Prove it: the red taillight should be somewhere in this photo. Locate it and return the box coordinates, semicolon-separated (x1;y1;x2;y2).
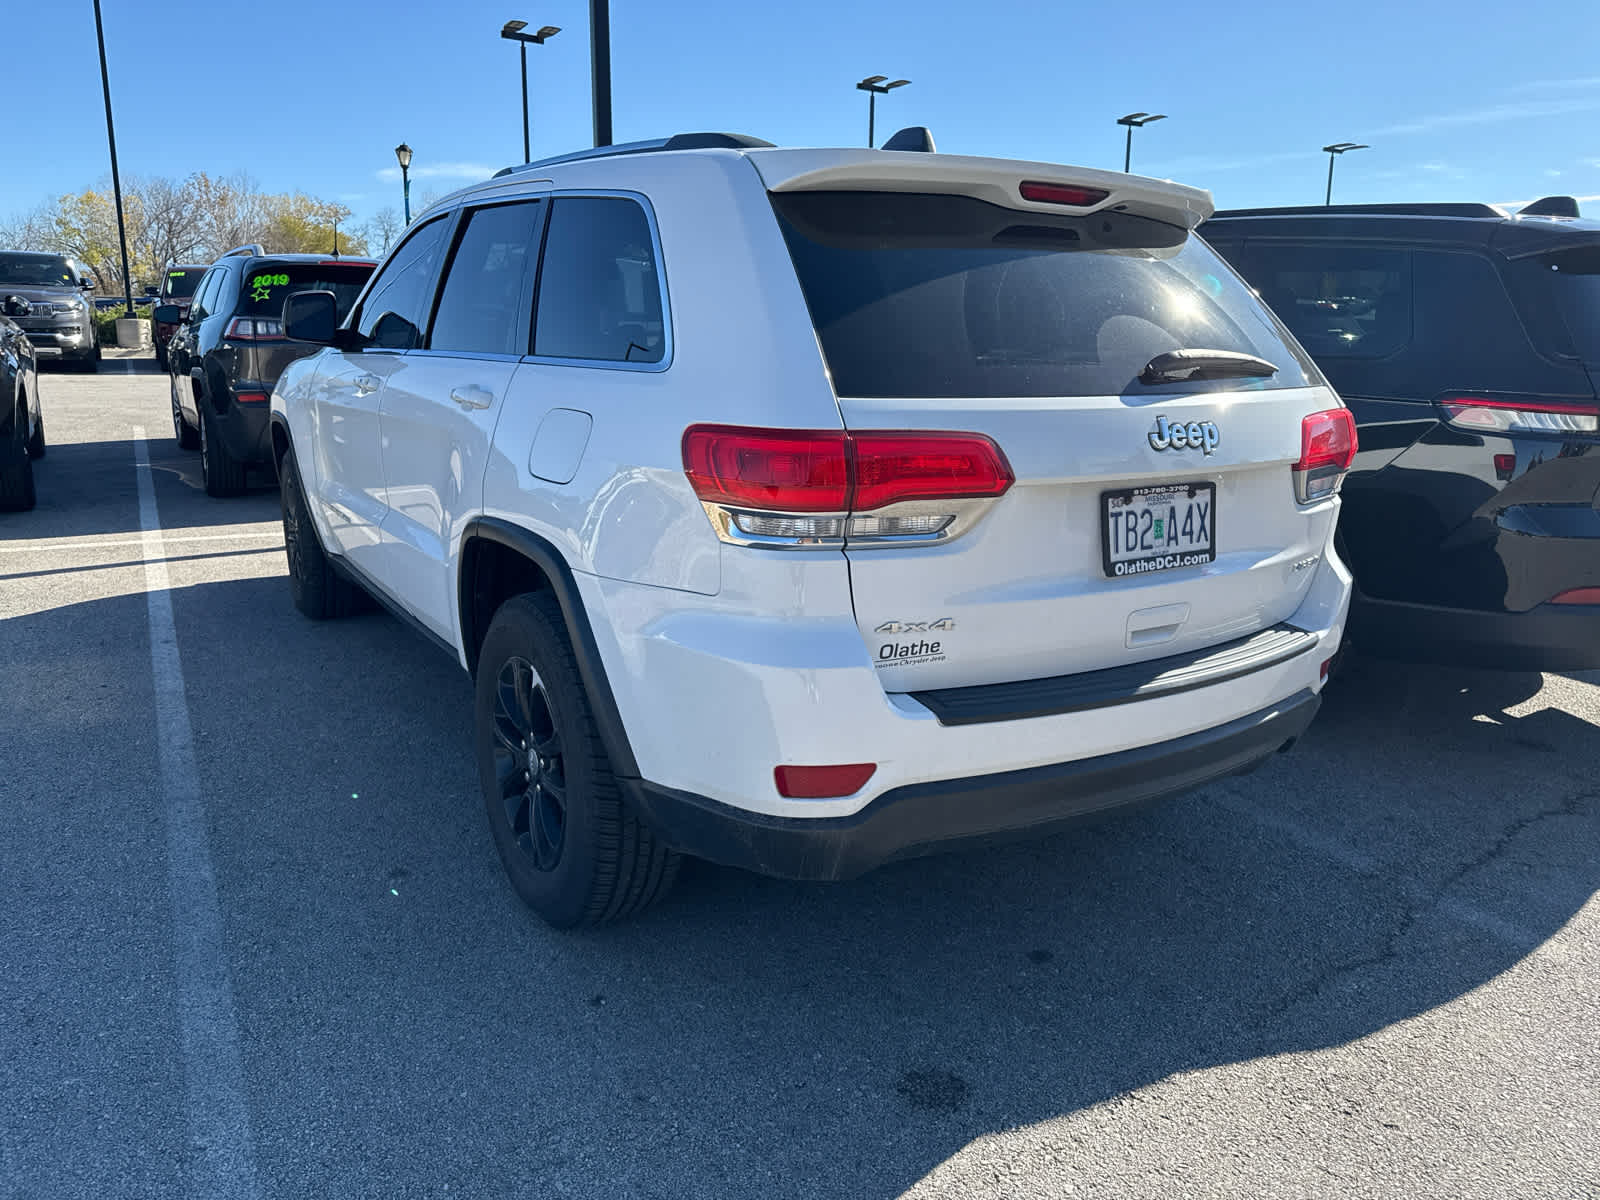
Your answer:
1550;587;1600;605
682;427;849;512
233;391;269;404
851;432;1014;510
681;426;1013;515
224;317;285;341
1293;408;1357;503
774;763;877;798
1019;181;1110;207
1438;394;1599;435
321;260;375;268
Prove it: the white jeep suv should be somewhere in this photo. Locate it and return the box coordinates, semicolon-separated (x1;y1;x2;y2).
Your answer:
269;131;1354;927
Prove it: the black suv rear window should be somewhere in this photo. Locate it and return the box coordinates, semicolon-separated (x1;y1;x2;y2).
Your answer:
162;269;204;299
240;262;375;319
771;191;1316;398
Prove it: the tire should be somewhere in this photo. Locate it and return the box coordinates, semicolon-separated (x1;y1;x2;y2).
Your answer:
0;407;37;512
476;591;679;928
199;400;248;497
25;404;44;459
170;373;198;450
280;444;366;619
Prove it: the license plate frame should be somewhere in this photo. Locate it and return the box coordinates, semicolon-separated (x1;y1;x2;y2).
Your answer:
1101;482;1217;579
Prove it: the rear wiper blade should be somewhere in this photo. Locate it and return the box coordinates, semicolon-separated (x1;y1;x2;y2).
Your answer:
1140;349;1279;385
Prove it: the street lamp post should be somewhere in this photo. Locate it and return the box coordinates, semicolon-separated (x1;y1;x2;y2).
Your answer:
1322;142;1369;205
856;76;910;148
501;20;561;163
90;0;135;317
395;143;413;224
1116;112;1167;173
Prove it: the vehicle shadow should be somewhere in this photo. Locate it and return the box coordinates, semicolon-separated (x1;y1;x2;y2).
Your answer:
0;433;281;543
6;575;1596;1197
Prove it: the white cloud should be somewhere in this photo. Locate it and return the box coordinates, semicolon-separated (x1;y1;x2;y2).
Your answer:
1493;192;1600;209
375;162;497;184
1143;149;1317;176
1369;96;1600;137
1545;169;1564;178
1505;76;1600;94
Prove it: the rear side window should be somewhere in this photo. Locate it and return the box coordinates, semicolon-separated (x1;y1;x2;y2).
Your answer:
1541;244;1600;364
357;216;451;350
429;201;544;356
240;262;374;319
771;191;1316;399
1239;243;1411;359
533;197;666;364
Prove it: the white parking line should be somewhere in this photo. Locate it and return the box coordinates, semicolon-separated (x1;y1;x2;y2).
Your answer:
132;427;263;1199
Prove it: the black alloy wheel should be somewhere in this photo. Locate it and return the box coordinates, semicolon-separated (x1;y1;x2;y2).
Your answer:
491;657;569;872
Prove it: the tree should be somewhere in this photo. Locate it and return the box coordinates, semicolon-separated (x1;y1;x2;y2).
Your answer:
52;188;140;292
360;207;402;255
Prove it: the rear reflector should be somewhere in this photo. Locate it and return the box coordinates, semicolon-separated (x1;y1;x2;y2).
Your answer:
681;426;1012;515
1019;181;1110;207
1493;453;1516;481
774;763;877;799
233;391;269;404
1438;395;1599;435
1550;587;1600;605
1292;408;1358;503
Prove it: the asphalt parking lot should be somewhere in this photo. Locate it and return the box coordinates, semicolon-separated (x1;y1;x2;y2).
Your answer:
3;352;1598;1199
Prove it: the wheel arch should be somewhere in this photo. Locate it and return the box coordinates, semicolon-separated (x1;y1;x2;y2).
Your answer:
459;518;640;780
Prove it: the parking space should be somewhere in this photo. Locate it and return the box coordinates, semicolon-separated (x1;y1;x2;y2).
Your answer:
2;358;1597;1198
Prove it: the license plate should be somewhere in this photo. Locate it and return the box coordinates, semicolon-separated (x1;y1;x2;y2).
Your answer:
1102;482;1216;578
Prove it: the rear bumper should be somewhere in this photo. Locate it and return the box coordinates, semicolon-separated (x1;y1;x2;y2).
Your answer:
627;688;1321;880
212;392;273;465
1350;592;1600;671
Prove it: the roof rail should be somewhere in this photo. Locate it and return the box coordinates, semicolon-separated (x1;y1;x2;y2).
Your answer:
493;132;775;178
221;243;267;258
1517;195;1580;218
1212;203;1506;219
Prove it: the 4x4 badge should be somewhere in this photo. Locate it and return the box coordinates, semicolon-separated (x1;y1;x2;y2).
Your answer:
875;618;956;634
1148;416;1220;456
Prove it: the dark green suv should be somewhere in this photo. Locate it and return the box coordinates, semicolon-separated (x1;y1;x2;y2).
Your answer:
161;246;375;496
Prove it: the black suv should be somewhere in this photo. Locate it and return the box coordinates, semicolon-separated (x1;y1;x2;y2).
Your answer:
1203;199;1600;670
161;246;375;496
151;263;209;371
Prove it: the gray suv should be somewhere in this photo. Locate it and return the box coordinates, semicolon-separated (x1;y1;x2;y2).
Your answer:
0;251;101;372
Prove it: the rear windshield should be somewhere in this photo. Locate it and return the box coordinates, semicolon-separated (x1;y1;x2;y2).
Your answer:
0;252;75;287
772;191;1318;398
240;262;375;319
162;269;204;299
1542;245;1600;364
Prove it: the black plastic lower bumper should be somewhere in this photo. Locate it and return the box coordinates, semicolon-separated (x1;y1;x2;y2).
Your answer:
1350;593;1600;671
215;399;273;465
625;687;1322;881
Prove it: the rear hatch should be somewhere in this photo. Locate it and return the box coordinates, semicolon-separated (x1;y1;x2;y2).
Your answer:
760;158;1342;692
232;259;375;388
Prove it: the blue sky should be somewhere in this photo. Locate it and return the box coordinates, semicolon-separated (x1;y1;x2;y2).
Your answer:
6;0;1600;231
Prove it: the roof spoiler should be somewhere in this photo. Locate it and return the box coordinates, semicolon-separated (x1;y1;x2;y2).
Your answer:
1517;195;1580;218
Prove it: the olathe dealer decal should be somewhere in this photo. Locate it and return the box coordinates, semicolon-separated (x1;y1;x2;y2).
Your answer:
874;618;955;668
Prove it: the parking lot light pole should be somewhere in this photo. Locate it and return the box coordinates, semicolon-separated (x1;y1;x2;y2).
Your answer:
1322;142;1369;205
1116;112;1167;173
395;143;413;223
856;76;910;148
91;0;135;318
501;19;561;163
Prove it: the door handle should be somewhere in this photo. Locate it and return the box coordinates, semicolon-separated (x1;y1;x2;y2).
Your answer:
450;385;494;411
354;374;381;396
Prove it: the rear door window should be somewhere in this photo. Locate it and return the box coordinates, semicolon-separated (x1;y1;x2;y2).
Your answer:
533;196;666;364
771;191;1316;399
356;216;452;350
240;262;375;320
428;201;544;357
162;269;204;300
1238;242;1412;360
